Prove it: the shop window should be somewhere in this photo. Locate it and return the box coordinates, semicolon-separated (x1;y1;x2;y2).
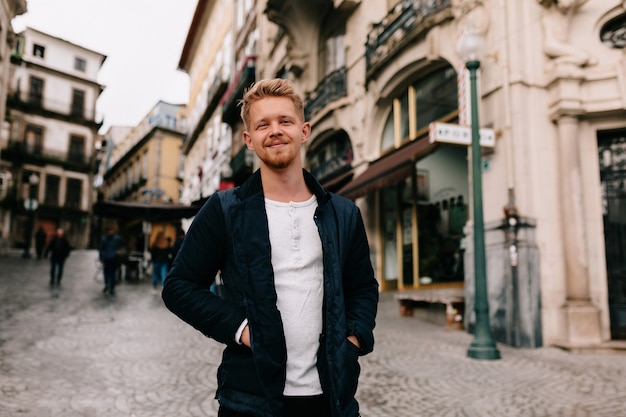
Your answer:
382;186;399;282
379;145;469;288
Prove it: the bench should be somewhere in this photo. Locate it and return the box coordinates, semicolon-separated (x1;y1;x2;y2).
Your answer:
393;288;465;330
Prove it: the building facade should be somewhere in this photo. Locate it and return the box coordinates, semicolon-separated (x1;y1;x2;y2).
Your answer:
0;0;29;243
99;101;187;253
3;27;105;251
179;0;626;349
178;0;234;212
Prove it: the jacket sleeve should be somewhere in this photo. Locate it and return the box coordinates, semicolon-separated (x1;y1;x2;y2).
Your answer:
162;193;247;345
343;205;379;356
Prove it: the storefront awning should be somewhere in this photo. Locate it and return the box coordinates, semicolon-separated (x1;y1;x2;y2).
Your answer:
93;201;202;222
338;136;435;200
320;169;353;193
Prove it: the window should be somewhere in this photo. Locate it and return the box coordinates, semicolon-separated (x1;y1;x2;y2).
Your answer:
28;76;44;106
66;178;82;209
414;67;458;130
33;44;45;58
25;125;44;155
44;175;60;206
68;135;85;163
74;57;86;72
381;66;458;152
71;89;85;118
319;16;346;78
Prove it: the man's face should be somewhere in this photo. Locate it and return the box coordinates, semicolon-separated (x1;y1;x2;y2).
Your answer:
243;96;310;170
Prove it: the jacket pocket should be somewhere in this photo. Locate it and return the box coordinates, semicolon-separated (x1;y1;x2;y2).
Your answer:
341;340;361;406
218;343;263;395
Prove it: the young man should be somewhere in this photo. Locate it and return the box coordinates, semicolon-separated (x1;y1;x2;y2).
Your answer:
163;78;378;417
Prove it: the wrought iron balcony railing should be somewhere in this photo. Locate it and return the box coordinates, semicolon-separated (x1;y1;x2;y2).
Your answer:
3;141;93;172
304;67;347;121
365;0;452;78
7;91;99;123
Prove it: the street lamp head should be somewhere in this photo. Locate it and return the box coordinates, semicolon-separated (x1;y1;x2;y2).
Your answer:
457;30;487;64
28;173;39;185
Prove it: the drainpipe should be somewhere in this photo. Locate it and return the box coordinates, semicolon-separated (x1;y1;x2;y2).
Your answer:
499;0;516;214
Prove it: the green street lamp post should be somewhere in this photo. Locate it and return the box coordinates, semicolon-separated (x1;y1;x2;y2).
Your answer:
457;30;501;360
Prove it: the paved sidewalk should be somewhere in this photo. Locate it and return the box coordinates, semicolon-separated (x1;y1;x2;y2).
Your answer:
1;249;625;417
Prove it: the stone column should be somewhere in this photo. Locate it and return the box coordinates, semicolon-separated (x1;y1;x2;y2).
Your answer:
548;63;602;347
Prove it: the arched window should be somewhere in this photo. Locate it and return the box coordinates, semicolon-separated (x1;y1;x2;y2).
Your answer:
381;65;458;151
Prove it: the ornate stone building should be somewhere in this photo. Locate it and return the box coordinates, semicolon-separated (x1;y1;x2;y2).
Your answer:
180;0;626;349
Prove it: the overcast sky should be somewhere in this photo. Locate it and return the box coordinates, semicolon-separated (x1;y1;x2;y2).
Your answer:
12;0;197;133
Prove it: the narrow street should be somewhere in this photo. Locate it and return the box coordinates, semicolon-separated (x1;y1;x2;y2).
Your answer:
1;250;625;417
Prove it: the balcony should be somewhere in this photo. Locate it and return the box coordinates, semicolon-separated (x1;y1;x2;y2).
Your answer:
3;141;93;173
221;56;257;126
7;92;100;126
365;0;452;79
183;71;229;154
304;68;347;121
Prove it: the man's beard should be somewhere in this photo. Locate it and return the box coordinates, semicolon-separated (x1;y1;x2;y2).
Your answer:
261;150;293;170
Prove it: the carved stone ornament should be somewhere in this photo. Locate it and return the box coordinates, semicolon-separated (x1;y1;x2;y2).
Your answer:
537;0;595;66
452;0;490;34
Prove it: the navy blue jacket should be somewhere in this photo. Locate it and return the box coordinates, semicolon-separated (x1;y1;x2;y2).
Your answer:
162;169;378;417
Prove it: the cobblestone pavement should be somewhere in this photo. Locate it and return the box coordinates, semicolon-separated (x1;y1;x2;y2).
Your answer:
1;249;625;417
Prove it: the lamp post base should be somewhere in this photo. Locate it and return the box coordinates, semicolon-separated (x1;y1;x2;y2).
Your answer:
467;341;501;360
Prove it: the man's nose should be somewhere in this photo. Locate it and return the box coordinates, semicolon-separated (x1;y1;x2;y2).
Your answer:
269;121;282;136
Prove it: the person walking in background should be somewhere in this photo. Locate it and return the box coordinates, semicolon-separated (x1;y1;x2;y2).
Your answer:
35;226;47;260
150;231;170;293
169;228;185;271
45;228;72;287
98;227;124;296
162;79;379;417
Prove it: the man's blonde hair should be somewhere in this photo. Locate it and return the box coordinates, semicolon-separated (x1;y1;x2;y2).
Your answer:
239;78;305;131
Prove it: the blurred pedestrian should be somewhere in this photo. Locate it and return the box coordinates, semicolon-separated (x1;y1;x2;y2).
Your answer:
35;226;47;260
98;227;124;296
45;228;72;287
169;228;185;270
150;231;170;293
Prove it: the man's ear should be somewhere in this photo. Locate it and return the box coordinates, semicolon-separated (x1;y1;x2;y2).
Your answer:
301;122;311;144
243;131;254;150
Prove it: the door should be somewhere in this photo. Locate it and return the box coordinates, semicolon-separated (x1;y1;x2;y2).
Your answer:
598;130;626;339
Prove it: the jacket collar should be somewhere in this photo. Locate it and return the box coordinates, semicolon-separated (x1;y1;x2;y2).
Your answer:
235;169;331;205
